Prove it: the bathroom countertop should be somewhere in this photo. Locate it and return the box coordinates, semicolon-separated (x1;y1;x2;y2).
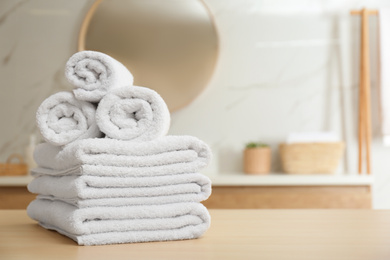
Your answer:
0;174;373;187
210;173;373;186
0;176;33;186
1;209;389;259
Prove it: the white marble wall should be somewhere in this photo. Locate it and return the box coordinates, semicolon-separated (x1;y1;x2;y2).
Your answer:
0;0;93;160
172;0;390;209
1;0;390;208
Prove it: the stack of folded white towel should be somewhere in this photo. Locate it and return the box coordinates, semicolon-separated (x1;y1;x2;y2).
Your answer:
27;51;212;246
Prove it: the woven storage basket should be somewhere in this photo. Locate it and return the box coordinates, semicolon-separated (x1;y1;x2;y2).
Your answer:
279;142;345;174
0;154;28;176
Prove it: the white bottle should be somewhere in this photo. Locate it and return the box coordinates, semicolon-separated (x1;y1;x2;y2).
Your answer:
25;134;37;172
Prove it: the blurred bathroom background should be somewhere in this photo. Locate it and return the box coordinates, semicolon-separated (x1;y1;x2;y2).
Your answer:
2;0;390;208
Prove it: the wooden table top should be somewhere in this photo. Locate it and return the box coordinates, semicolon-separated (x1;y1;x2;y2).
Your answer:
1;209;390;260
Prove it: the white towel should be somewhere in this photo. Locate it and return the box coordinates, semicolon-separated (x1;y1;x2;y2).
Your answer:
96;86;170;141
286;132;340;144
379;10;390;145
36;91;101;146
65;51;134;102
28;173;211;207
32;136;211;177
27;199;210;246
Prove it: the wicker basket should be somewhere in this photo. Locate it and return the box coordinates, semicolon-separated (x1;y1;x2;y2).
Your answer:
0;154;28;176
279;142;345;174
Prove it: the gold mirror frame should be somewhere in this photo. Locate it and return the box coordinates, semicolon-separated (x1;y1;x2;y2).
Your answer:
78;0;219;112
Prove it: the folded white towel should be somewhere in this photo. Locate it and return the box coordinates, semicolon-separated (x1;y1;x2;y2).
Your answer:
28;173;211;207
65;51;134;102
32;136;211;177
27;199;210;245
96;86;170;141
36;91;101;146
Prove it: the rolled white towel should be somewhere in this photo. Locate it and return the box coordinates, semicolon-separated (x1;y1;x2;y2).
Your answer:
31;136;211;177
65;51;134;102
96;85;170;141
27;199;211;245
36;91;101;146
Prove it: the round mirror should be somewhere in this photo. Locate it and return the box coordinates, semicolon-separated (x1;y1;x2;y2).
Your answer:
79;0;218;112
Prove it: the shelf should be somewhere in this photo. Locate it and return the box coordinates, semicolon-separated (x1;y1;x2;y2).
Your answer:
0;176;33;187
209;173;374;186
0;174;374;187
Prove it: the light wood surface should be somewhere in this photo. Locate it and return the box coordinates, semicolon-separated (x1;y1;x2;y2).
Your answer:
350;9;378;15
243;147;271;174
0;185;371;209
360;8;373;175
0;187;36;209
1;210;389;260
203;185;372;209
351;8;377;175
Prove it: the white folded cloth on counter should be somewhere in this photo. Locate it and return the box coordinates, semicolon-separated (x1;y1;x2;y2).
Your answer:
65;51;134;102
286;131;340;144
36;91;102;146
32;136;211;177
27;199;211;245
28;173;212;207
96;86;170;141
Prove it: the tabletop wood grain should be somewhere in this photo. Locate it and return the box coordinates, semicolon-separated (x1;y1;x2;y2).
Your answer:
1;209;390;260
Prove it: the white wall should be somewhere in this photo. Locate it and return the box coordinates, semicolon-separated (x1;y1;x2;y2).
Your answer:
171;0;390;208
1;0;390;208
0;0;92;159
